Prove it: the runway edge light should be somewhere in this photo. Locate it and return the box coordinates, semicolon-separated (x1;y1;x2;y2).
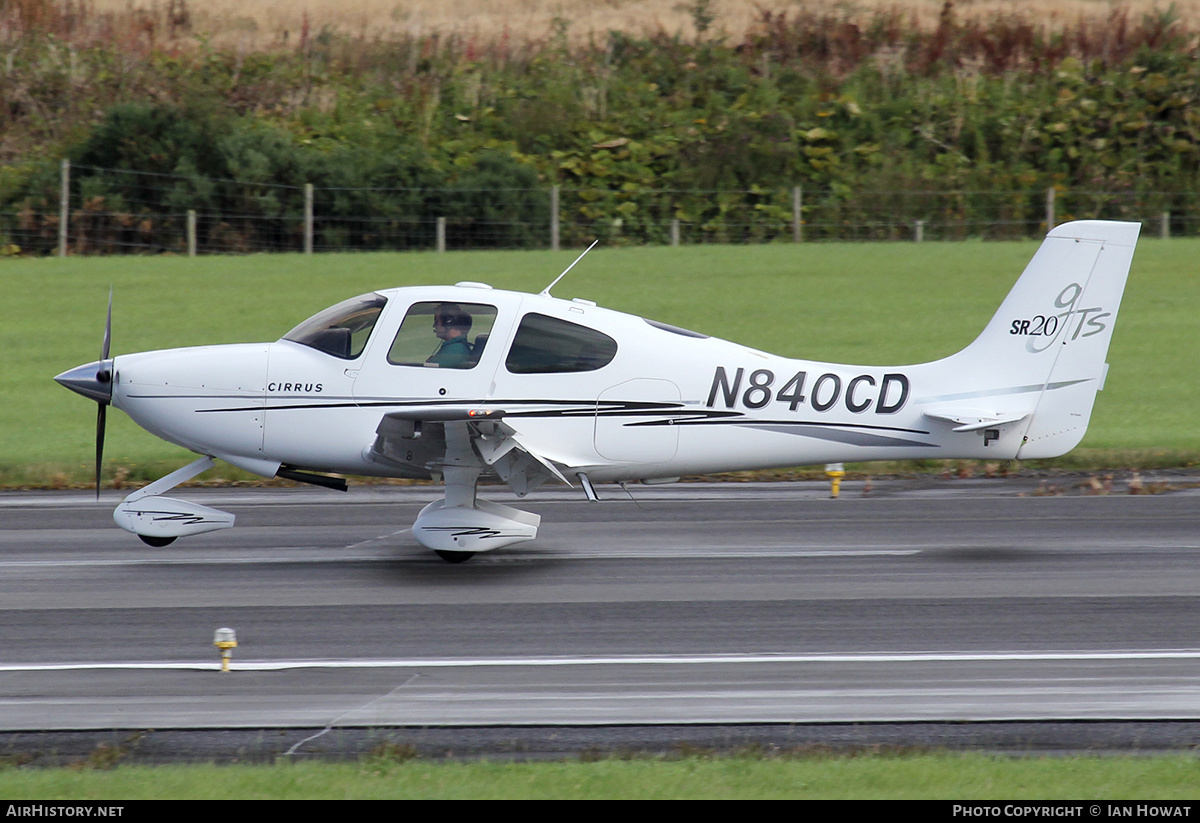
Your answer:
825;463;845;498
213;627;237;673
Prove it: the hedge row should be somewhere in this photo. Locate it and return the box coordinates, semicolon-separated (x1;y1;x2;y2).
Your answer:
3;3;1199;250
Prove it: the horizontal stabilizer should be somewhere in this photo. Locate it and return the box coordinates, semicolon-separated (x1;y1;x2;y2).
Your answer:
923;408;1030;432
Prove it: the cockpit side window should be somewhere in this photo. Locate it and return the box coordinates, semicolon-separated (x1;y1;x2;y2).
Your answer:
283;294;387;360
387;301;499;369
505;313;617;374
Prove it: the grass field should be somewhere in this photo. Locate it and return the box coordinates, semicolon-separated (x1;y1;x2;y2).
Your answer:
1;751;1199;799
5;237;1197;487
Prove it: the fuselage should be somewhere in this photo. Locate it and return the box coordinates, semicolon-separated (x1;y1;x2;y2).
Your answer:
105;282;1031;484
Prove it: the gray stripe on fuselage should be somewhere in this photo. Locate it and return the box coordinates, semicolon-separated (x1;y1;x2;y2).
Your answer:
746;424;938;448
914;379;1090;405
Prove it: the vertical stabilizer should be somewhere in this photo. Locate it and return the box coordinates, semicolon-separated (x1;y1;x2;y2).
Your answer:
936;220;1139;459
1014;221;1139;457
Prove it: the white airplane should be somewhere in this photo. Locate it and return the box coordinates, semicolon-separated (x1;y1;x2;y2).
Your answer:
56;220;1140;562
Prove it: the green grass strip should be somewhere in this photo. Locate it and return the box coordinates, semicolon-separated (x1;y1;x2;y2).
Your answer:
0;753;1198;799
7;238;1198;487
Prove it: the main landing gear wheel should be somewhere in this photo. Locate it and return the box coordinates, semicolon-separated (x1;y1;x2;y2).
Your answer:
138;534;177;548
434;550;475;564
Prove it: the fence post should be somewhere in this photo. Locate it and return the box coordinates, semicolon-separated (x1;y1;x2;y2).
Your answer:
670;218;680;247
187;210;196;257
1161;211;1170;239
792;186;802;243
58;159;69;257
550;185;560;251
914;220;925;243
1045;187;1056;230
436;217;446;252
304;183;314;254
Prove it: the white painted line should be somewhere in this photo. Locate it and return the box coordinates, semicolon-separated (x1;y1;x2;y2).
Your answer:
0;554;391;568
0;547;918;568
4;649;1200;673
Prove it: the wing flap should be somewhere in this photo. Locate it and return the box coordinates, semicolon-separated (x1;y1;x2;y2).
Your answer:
476;419;574;490
370;410;575;494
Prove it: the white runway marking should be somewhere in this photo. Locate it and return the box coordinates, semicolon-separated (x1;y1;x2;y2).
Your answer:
0;547;919;568
5;649;1200;673
0;554;390;568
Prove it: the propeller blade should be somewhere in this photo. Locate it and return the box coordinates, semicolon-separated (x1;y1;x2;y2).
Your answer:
95;403;107;499
96;289;112;498
101;288;112;361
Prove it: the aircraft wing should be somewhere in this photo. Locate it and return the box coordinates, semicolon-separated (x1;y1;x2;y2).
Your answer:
373;405;507;423
370;406;576;496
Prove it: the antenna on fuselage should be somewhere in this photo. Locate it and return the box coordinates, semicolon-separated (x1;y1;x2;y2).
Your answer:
539;239;599;297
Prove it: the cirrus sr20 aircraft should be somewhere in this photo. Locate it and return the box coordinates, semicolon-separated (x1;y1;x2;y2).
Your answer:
56;220;1139;562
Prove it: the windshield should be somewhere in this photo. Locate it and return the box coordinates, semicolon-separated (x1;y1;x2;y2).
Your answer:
282;294;387;360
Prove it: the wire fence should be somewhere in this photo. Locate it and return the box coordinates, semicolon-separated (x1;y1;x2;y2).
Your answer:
3;162;1198;256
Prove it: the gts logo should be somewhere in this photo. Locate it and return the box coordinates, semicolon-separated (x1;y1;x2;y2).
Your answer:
1009;282;1110;352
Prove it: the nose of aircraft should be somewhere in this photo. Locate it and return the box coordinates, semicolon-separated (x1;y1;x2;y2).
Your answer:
54;359;115;405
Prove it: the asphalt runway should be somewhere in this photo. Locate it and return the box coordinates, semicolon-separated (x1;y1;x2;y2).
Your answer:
2;474;1200;759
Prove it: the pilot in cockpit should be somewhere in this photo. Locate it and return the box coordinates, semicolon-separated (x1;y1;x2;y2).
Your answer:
427;303;473;368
